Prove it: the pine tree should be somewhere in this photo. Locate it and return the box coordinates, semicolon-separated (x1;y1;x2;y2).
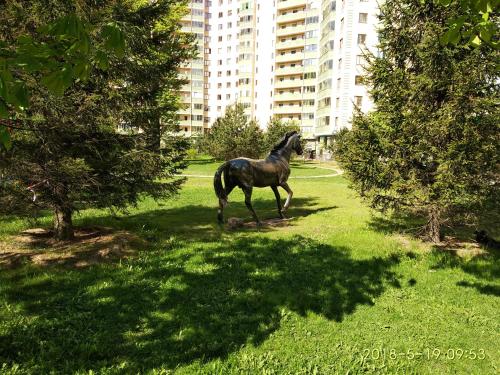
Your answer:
264;118;300;152
334;0;499;242
0;0;193;239
202;104;266;160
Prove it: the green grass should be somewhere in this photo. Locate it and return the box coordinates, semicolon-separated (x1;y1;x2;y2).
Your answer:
0;163;499;374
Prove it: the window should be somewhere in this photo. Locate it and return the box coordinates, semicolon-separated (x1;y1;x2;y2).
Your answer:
355;96;363;106
358;34;367;45
356;55;364;65
355;75;363;85
359;13;368;23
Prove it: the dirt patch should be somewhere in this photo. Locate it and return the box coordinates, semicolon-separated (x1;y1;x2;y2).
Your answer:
434;236;488;257
0;227;148;269
226;217;294;230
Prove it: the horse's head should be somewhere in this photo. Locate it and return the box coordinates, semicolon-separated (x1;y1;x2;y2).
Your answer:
289;132;303;155
270;130;303;157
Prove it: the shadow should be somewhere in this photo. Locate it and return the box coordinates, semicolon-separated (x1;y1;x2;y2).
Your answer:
0;228;146;269
0;235;402;373
456;281;500;297
429;247;499;297
368;202;500;246
75;197;335;243
368;212;425;237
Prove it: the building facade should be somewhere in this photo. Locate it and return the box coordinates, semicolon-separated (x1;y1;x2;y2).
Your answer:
180;0;379;153
179;0;210;136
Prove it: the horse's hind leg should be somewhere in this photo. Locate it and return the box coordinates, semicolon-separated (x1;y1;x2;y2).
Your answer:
271;186;284;219
218;181;236;224
280;182;293;212
242;186;260;225
217;199;225;224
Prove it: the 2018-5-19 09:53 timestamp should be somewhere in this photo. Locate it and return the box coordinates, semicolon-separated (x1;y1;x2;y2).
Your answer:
361;348;486;361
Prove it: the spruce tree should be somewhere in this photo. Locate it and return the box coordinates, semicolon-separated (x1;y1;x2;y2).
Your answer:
334;0;499;242
202;104;266;160
0;0;193;239
264;118;300;152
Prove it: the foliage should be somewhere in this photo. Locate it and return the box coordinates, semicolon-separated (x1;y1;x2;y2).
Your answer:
334;0;500;242
0;0;194;239
0;7;126;150
438;0;499;49
201;104;266;160
0;166;498;374
264;117;301;152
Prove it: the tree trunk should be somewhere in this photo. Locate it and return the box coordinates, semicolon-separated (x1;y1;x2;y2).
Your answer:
147;116;162;153
54;206;74;240
427;207;442;243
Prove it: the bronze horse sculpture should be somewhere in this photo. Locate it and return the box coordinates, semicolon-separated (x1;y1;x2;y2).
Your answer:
214;131;303;225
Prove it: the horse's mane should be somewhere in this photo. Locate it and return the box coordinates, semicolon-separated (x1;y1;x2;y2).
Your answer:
270;131;298;154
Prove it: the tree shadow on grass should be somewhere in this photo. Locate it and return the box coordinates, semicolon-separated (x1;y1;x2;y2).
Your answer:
0;235;402;373
367;212;426;238
368;211;500;298
76;197;336;243
429;247;500;298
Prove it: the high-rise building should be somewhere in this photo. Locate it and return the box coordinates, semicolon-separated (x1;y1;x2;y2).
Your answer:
207;0;275;128
178;0;210;137
179;0;379;154
273;0;321;138
314;0;378;157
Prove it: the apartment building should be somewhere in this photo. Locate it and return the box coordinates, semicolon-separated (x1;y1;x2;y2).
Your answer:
178;0;210;137
314;0;378;157
207;0;275;128
273;0;321;138
180;0;379;151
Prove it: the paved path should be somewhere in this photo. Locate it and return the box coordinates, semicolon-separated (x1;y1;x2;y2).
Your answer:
179;165;343;179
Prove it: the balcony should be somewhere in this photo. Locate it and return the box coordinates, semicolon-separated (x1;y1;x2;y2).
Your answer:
301;105;315;113
274;92;302;102
277;10;306;24
316;106;331;118
239;6;253;17
275;65;304;76
179;119;204;128
276;24;305;37
277;0;307;10
301;91;316;100
274;79;303;88
275;53;303;63
273;105;303;115
275;38;305;50
314;125;334;137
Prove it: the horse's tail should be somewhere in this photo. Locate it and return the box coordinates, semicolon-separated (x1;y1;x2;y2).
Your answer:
214;161;229;206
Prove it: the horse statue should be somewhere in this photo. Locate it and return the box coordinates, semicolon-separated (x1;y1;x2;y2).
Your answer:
214;131;303;225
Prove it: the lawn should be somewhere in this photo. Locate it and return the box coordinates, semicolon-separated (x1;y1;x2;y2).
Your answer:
0;161;498;374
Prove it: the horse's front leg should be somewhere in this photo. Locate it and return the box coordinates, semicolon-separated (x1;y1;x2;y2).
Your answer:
242;186;260;225
280;182;293;212
271;186;284;219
